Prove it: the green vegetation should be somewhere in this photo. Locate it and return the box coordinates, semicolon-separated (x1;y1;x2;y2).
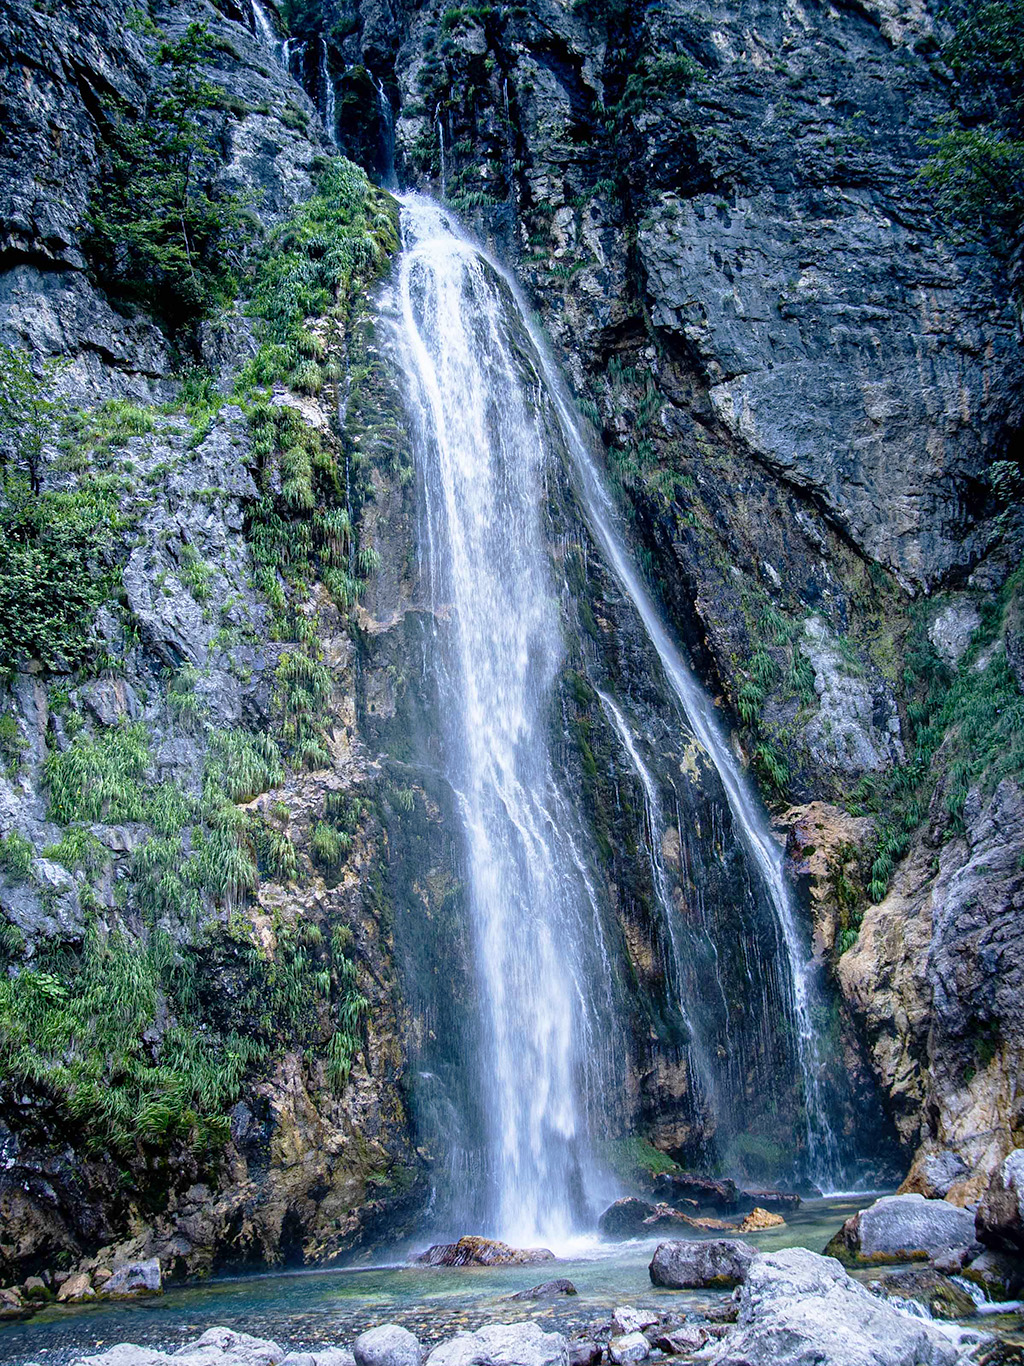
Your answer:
85;21;253;336
599;1134;681;1184
46;723;151;824
921;1;1024;257
0;831;33;881
852;571;1024;901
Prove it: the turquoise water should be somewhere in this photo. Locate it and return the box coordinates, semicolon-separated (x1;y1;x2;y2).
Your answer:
0;1198;875;1365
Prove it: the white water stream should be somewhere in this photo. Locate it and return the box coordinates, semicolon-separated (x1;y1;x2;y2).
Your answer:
390;194;844;1237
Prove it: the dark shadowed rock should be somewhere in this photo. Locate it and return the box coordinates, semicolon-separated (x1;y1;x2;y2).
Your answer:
868;1267;978;1319
567;1344;600;1366
599;1198;658;1236
653;1173;739;1212
510;1279;577;1301
650;1239;757;1289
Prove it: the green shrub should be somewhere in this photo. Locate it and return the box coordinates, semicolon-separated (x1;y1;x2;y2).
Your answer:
46;723;150;824
0;831;33;881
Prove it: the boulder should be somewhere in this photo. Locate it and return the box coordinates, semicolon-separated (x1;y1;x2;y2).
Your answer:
353;1326;421;1366
652;1328;707;1355
101;1257;163;1298
607;1334;649;1366
653;1173;738;1212
611;1308;658;1336
868;1268;978;1319
738;1208;785;1232
510;1279;577;1300
0;1286;31;1321
824;1194;976;1264
960;1249;1024;1301
281;1354;354;1366
703;1248;981;1366
976;1149;1024;1256
413;1237;555;1267
73;1328;286;1366
425;1324;568;1366
599;1198;658;1236
650;1239;757;1289
567;1344;600;1366
57;1272;95;1302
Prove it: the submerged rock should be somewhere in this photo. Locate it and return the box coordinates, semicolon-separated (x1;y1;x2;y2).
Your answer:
704;1248;981;1366
824;1194;976;1264
649;1238;757;1289
510;1279;577;1300
869;1267;978;1319
425;1323;567;1366
413;1237;555;1267
354;1325;421;1366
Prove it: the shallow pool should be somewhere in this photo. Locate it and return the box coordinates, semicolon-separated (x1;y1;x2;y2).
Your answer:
0;1197;877;1366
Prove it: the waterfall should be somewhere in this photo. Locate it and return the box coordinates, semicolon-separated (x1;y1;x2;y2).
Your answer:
597;690;718;1133
389;193;846;1219
368;69;398;191
391;196;623;1244
435;105;447;199
519;304;846;1196
250;0;287;68
319;38;337;145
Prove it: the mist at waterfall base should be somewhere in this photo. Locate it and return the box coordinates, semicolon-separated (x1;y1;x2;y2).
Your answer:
383;195;860;1248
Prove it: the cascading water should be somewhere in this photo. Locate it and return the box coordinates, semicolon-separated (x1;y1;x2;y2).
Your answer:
368;70;398;191
319;38;337;146
388;192;848;1223
391;196;623;1244
250;0;287;68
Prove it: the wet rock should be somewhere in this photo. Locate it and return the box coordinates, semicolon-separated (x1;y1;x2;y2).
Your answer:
567;1342;600;1366
869;1267;978;1319
608;1333;650;1366
653;1173;738;1213
21;1274;50;1300
650;1239;757;1290
932;1246;983;1275
414;1237;555;1267
900;1148;973;1201
960;1249;1024;1301
425;1323;568;1366
824;1194;977;1264
100;1256;162;1298
704;1247;981;1366
600;1198;659;1236
611;1308;658;1336
0;1286;30;1320
354;1326;421;1366
737;1209;785;1232
976;1149;1024;1256
737;1190;801;1216
653;1327;706;1355
56;1271;94;1302
510;1279;577;1300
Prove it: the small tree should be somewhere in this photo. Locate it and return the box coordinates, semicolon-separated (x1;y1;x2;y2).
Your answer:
86;21;253;338
0;343;58;493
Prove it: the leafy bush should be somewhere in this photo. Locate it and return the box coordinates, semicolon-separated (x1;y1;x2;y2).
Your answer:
0;831;33;881
85;21;254;335
46;723;151;824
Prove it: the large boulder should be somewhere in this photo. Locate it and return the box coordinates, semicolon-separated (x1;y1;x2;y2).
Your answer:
413;1237;554;1267
704;1248;980;1366
100;1257;162;1298
976;1149;1024;1256
425;1323;567;1366
353;1326;421;1366
73;1328;285;1366
649;1238;757;1289
599;1198;658;1236
607;1334;648;1366
824;1194;976;1264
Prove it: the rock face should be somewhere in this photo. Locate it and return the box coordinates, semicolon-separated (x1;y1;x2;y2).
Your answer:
824;1194;977;1264
976;1149;1024;1256
425;1324;568;1366
649;1239;757;1289
101;1257;162;1298
705;1248;979;1366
